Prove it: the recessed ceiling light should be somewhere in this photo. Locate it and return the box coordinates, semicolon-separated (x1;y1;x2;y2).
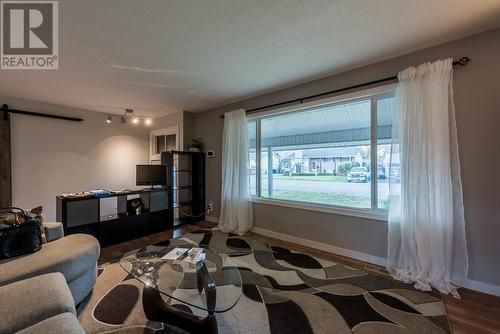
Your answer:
132;117;139;124
144;118;152;125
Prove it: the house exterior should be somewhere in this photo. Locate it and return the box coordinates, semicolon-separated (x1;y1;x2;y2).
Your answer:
253;147;370;175
302;147;365;173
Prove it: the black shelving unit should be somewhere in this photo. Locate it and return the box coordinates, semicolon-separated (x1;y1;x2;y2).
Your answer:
56;188;171;247
161;151;205;226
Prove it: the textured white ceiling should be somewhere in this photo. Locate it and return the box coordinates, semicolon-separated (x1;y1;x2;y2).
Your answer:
0;0;499;118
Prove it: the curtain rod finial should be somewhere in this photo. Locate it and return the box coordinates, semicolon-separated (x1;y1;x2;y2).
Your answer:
2;104;8;121
453;57;470;66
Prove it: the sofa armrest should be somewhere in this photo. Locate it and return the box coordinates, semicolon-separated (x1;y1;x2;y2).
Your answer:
0;272;76;333
43;222;64;242
17;312;85;334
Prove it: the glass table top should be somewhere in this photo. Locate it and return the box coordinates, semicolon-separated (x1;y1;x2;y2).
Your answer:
120;247;242;313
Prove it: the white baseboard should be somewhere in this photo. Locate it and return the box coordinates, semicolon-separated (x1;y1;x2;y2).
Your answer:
251;226;500;297
462;279;500;297
251;226;387;267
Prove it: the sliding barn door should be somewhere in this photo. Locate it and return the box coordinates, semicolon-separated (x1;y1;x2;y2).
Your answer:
0;113;11;207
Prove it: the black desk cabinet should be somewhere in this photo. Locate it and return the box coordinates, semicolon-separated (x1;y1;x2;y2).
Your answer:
56;188;171;247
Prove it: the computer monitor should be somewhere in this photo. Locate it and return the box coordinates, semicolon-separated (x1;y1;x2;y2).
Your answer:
136;165;167;186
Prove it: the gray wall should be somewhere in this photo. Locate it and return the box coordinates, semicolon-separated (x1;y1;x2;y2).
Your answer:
193;28;500;287
183;111;195;150
153;111;183;130
3;96;149;220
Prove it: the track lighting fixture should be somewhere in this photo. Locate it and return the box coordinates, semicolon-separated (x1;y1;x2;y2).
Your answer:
106;108;152;126
125;108;134;118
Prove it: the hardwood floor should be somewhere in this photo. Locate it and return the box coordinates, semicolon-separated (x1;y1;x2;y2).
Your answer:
99;221;214;261
100;221;500;334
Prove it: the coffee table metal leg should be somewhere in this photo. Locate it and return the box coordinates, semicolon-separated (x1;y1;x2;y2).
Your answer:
142;285;218;334
196;266;203;294
196;260;217;314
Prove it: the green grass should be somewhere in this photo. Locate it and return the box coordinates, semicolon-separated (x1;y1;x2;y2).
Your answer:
271;175;348;182
251;176;391;210
378;198;390;210
261;189;371;208
257;190;390;210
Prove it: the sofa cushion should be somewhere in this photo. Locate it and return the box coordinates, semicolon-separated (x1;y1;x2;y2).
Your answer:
0;272;76;334
0;234;100;287
17;312;85;334
43;221;64;242
68;263;98;304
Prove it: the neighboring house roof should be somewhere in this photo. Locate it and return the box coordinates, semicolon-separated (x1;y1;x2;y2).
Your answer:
302;147;361;158
278;151;298;159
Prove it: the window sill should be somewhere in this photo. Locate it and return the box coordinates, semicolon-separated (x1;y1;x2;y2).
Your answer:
251;197;388;221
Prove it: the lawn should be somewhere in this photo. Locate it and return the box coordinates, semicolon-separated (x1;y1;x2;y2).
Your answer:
261;189;371;208
272;174;348;182
251;174;391;209
261;190;390;209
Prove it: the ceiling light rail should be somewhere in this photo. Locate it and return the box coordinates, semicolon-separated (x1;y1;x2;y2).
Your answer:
219;56;471;119
1;104;84;122
105;108;152;125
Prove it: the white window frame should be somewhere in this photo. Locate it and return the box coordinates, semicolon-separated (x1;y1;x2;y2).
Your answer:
149;125;179;162
248;84;396;221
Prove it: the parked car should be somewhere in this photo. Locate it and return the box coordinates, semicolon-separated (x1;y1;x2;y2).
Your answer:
366;165;386;179
347;167;371;183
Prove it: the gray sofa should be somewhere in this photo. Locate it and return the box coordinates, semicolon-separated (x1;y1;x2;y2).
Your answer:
0;272;85;334
0;233;100;304
0;224;100;333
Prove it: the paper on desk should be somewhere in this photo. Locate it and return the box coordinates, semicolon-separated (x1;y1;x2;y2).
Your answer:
161;248;189;260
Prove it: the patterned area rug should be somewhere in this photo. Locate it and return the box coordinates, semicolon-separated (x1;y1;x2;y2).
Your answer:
78;230;451;334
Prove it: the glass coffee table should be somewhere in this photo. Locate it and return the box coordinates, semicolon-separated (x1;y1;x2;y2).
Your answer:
120;246;242;334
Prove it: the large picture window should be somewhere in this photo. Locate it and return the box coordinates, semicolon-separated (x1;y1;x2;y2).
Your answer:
248;86;395;216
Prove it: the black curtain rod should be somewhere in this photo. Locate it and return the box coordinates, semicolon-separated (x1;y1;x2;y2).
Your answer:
2;104;84;122
220;56;471;118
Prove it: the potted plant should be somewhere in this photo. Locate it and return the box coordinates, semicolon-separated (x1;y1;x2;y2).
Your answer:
188;138;204;152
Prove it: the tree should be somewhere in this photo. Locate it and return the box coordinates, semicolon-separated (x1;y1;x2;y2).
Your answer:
338;161;360;176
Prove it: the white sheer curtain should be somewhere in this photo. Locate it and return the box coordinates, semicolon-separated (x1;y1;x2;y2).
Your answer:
218;109;253;235
387;58;468;297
